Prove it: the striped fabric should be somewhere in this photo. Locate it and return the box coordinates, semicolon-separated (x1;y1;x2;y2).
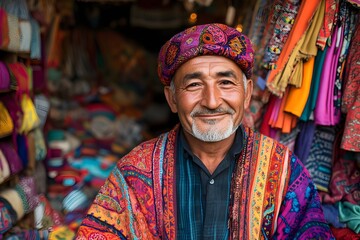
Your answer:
76;125;334;239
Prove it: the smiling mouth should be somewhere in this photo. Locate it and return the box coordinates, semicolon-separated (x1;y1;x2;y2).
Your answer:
196;113;226;118
194;113;230;123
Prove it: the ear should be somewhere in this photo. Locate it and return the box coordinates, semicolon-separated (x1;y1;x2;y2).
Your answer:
164;86;178;113
244;79;253;109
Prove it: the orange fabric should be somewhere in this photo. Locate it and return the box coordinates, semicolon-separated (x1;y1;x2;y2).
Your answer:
266;0;322;96
284;56;315;117
282;112;293;134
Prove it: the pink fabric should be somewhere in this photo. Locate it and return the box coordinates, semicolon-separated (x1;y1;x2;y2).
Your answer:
0;61;10;90
314;24;344;125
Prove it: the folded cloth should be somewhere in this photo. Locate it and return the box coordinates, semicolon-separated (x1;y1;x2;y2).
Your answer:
338;201;360;234
15;176;40;214
0;188;25;220
0;141;23;175
6;13;20;52
19;94;41;134
322;203;346;228
0;150;10;183
19;20;31;52
0;197;17;234
0;8;10;49
0;101;14;138
0;61;10;90
33;127;47;161
330;225;360;240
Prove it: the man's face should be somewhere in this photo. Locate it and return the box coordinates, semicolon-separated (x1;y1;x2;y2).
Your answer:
164;56;253;142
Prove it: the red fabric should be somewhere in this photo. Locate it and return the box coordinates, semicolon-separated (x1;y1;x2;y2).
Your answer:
341;21;360;151
330;226;360;240
259;94;277;137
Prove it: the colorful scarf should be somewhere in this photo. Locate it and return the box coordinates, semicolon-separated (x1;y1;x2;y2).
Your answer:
76;125;334;239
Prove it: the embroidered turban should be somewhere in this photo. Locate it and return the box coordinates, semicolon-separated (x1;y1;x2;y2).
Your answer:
157;23;254;86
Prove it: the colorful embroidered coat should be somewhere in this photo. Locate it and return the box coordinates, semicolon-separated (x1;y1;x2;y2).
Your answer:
76;126;334;239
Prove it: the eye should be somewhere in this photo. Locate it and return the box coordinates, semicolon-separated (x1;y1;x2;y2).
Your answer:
220;80;235;86
185;81;202;90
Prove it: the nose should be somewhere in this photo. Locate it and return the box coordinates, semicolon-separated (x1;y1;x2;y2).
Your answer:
200;85;222;109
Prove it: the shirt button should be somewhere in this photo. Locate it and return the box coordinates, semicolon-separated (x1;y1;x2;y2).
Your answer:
209;179;215;185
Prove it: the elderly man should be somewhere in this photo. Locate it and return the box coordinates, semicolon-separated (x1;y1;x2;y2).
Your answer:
76;23;334;239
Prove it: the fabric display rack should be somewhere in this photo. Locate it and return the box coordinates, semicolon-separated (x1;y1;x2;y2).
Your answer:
0;0;52;239
245;0;360;238
1;0;171;239
0;0;359;239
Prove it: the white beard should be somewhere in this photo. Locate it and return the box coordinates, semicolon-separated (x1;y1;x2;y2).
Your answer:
190;108;239;142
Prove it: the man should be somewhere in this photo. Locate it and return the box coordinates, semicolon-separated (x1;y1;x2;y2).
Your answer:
76;23;334;239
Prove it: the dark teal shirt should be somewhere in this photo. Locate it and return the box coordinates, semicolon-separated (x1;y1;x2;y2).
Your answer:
176;126;244;239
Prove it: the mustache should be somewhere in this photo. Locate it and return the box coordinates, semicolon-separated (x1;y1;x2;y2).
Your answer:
190;107;235;117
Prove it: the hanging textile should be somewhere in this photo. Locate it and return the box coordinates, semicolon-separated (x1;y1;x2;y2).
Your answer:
265;0;322;96
262;0;301;69
284;56;315;117
300;47;327;121
0;8;9;49
303;125;337;192
314;22;344;126
317;0;338;49
341;19;360;152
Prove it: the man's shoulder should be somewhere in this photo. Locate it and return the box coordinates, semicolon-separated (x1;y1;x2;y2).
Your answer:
244;126;294;157
116;127;177;170
117;137;161;169
244;127;285;147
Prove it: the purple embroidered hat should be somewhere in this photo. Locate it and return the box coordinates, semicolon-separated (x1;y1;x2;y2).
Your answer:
157;23;254;86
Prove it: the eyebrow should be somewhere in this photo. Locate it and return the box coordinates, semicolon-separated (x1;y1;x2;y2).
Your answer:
182;72;202;82
182;70;237;82
216;70;237;78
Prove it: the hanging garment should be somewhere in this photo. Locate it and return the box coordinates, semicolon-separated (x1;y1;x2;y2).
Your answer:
266;0;322;96
317;0;338;49
314;23;344;126
284;56;315;117
262;0;301;69
334;1;357;117
321;150;360;205
341;20;360;152
259;93;277;137
294;120;316;163
304;125;337;192
300;47;327;121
